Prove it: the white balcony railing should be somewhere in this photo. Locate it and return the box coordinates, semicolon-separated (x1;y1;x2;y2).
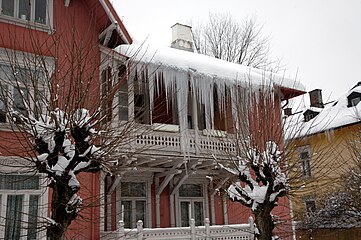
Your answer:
133;124;236;158
101;217;254;240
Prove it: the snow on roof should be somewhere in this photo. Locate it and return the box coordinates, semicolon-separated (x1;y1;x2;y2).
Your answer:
119;41;305;93
287;85;361;138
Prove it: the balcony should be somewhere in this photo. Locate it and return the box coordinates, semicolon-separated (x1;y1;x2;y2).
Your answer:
130;124;236;159
101;217;255;240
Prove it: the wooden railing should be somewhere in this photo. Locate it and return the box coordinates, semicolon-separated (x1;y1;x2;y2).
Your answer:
101;217;254;240
132;124;236;158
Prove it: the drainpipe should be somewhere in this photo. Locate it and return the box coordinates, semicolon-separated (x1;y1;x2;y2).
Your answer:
99;0;130;44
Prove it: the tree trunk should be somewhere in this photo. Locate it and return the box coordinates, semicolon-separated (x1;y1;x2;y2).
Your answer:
47;181;77;240
254;203;274;240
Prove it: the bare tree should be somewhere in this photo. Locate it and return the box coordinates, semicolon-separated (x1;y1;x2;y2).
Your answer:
0;25;141;239
209;83;347;240
209;84;290;240
192;13;281;72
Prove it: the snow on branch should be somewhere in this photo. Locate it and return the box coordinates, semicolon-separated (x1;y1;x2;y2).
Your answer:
221;141;288;211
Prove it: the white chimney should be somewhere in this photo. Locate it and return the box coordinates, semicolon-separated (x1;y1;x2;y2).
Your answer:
171;23;194;52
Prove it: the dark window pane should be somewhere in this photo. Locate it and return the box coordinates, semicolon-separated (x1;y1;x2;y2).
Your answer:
0;85;8;123
27;195;39;240
0;175;40;190
121;182;146;197
35;0;47;24
300;152;309;159
14;87;29;117
118;107;128;121
180;202;190;227
5;195;24;240
179;184;203;197
1;0;14;17
18;0;30;20
135;201;146;227
194;201;204;226
119;92;128;106
122;201;132;228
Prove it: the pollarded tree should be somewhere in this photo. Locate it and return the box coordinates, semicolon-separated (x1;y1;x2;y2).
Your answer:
192;13;281;72
212;84;290;240
211;83;335;240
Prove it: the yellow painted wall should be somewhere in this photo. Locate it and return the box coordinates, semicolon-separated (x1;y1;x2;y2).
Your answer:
288;123;360;220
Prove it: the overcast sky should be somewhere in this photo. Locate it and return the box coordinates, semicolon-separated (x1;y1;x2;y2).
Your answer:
114;0;361;105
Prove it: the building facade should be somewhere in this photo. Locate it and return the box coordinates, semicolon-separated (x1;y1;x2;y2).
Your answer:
0;1;131;239
287;84;361;239
99;24;305;239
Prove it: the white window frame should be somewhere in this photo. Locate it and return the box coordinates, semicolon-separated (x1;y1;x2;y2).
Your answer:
0;157;48;240
0;0;54;32
351;97;360;107
302;195;316;215
298;145;312;178
100;46;129;127
116;177;152;229
175;179;208;227
0;47;54;127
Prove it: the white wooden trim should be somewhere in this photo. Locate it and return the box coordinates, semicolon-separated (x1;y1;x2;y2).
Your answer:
99;171;105;232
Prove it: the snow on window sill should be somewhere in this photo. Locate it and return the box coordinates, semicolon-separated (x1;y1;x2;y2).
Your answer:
152;123;180;132
0;15;54;34
202;129;227;138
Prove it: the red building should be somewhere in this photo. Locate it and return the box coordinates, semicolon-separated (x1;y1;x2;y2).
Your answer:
0;1;130;239
99;24;305;239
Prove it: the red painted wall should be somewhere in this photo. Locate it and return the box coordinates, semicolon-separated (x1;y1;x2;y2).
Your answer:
0;1;106;239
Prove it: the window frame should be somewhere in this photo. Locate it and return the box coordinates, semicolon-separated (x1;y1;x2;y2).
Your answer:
176;180;208;227
0;162;48;240
298;145;312;178
100;47;129;125
0;47;53;126
351;97;360;107
0;0;54;32
116;180;151;229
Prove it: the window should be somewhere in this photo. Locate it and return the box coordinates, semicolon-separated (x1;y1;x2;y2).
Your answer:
347;92;361;107
305;199;316;213
351;97;360;107
0;85;7;122
120;182;147;228
179;184;204;227
0;174;42;239
118;65;128;121
0;0;52;26
101;67;113;122
298;146;311;178
0;63;45;123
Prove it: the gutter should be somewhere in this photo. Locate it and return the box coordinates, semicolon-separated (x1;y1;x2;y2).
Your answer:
99;0;130;44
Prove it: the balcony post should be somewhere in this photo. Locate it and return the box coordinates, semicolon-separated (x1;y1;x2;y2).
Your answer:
248;216;255;240
190;218;196;240
205;218;210;240
137;220;143;240
117;220;125;240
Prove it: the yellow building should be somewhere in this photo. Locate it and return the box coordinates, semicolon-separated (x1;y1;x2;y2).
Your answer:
286;84;361;239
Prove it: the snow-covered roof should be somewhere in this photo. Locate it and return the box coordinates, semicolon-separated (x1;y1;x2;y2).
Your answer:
287;85;361;138
119;42;305;95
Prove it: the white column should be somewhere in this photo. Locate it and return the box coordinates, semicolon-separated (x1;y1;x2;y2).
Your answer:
147;181;152;228
106;194;112;231
170;179;175;227
204;182;209;220
99;172;105;232
155;177;160;228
